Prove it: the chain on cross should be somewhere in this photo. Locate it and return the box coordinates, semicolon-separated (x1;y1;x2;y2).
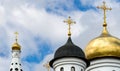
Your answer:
64;16;76;37
97;1;112;27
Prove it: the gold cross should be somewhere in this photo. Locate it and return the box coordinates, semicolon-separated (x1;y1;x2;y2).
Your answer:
97;1;112;27
64;16;76;37
14;32;19;43
43;62;50;71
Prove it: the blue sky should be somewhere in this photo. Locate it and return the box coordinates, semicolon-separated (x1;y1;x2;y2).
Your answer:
0;0;120;71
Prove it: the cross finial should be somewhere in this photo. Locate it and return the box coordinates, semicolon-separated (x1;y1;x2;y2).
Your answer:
97;1;112;27
64;16;76;37
14;32;19;43
43;62;50;71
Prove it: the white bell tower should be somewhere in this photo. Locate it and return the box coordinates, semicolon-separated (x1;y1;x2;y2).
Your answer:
10;32;23;71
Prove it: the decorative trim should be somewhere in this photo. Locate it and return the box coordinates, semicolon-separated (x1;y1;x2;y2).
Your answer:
87;65;120;71
54;63;85;69
54;60;86;67
90;62;120;66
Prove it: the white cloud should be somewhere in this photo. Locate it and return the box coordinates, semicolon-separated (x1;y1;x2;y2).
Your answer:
0;0;120;71
0;57;10;71
0;5;6;25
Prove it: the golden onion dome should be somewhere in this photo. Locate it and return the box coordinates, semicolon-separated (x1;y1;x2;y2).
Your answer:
12;32;21;50
12;42;21;50
85;1;120;60
85;27;120;60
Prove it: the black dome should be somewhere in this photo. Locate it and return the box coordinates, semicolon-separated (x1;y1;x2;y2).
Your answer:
50;37;89;67
54;37;85;58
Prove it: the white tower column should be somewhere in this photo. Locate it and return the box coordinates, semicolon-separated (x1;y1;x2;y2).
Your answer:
10;50;22;71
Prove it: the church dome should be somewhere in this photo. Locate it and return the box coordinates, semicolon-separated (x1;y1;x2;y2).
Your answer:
85;27;120;60
50;16;89;67
12;42;21;50
55;37;85;59
12;32;21;50
85;1;120;60
50;37;88;67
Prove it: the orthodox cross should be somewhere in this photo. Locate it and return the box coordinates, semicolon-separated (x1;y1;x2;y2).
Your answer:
97;1;112;27
64;16;76;37
43;62;50;71
14;32;19;43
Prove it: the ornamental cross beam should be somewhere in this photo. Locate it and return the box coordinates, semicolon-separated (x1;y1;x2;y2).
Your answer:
14;32;19;43
97;1;112;27
43;62;50;71
64;16;76;37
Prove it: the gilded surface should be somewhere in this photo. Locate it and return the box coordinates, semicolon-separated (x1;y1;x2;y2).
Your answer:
85;1;120;60
97;1;112;26
64;16;76;36
85;34;120;60
12;42;21;50
12;32;21;50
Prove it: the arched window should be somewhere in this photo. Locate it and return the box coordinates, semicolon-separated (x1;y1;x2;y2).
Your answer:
15;68;18;71
60;67;64;71
21;69;23;71
71;67;75;71
15;63;18;65
10;68;13;71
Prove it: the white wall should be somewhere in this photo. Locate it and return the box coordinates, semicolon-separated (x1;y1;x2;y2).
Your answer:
10;50;22;71
53;58;86;71
86;58;120;71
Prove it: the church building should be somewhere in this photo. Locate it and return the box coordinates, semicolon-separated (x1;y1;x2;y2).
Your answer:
8;1;120;71
49;1;120;71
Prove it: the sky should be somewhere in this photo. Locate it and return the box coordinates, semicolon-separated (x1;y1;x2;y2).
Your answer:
0;0;120;71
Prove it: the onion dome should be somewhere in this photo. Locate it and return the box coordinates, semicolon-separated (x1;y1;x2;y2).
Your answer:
50;16;89;67
54;37;85;58
85;1;120;60
50;37;88;67
12;42;21;50
12;32;21;50
85;27;120;60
